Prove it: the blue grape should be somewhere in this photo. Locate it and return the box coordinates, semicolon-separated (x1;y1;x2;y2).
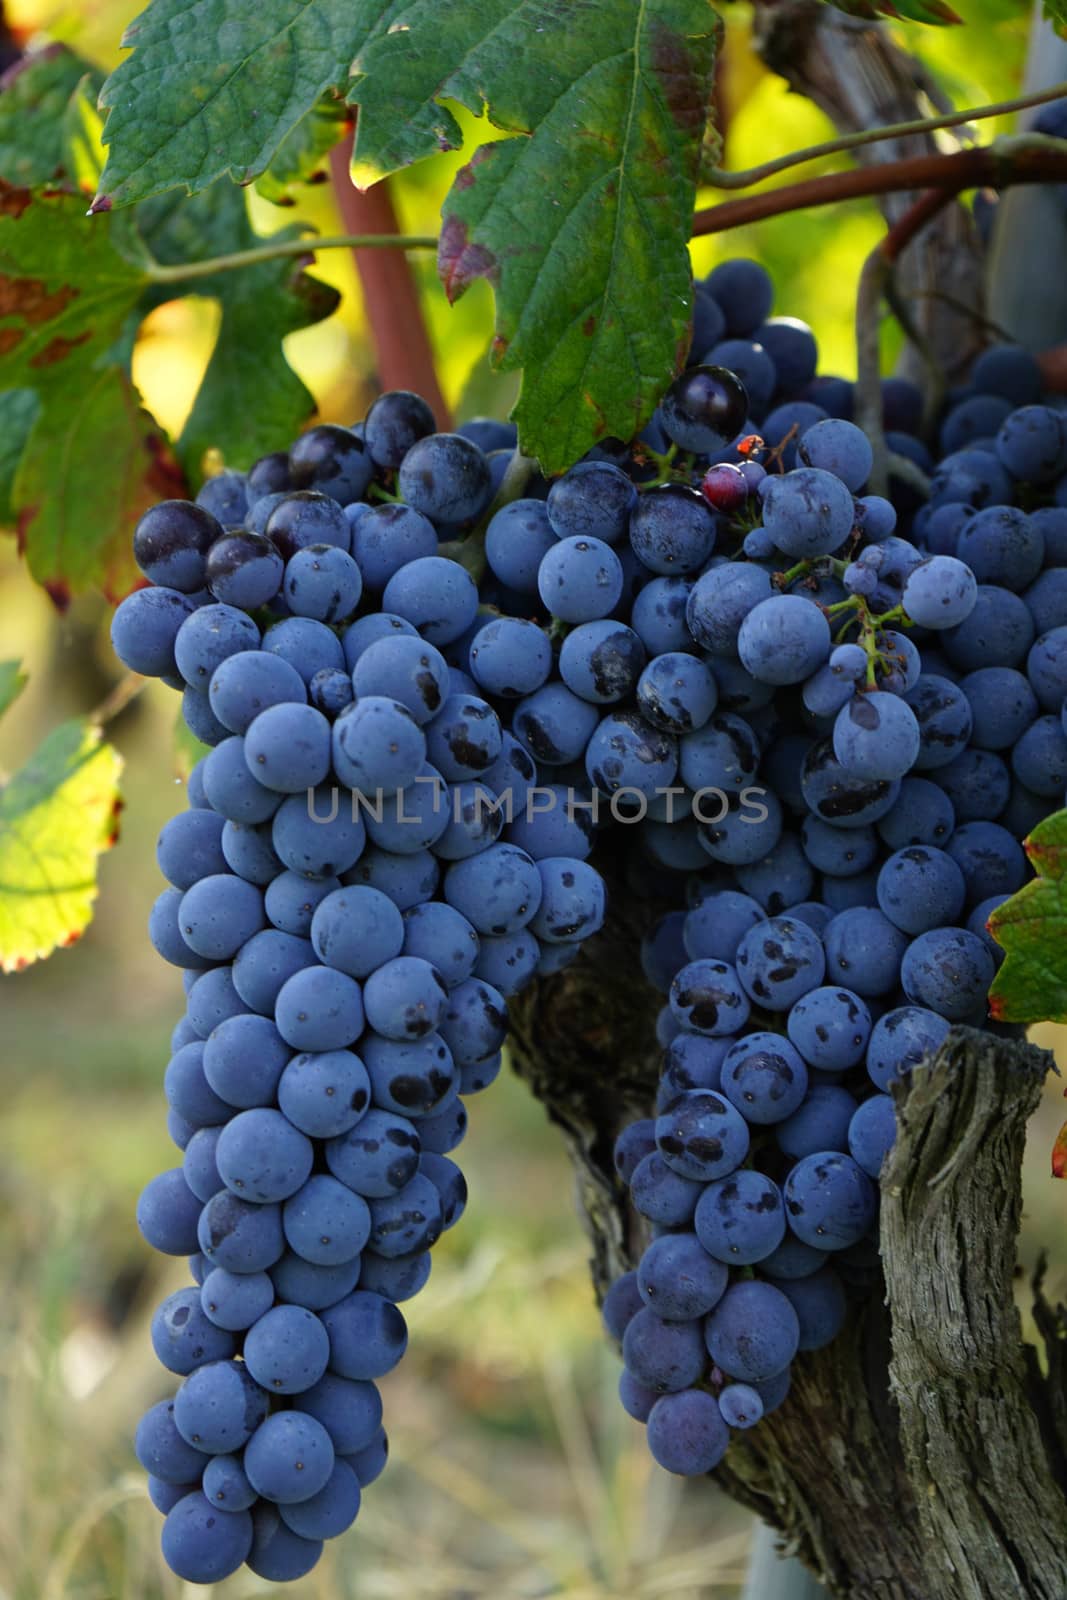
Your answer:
349;504;437;589
232;929;316;1014
848;1095;897;1178
783;1151;876;1251
485;499;556;592
959;667;1038;750
201;1453;257;1511
695;1170;785;1264
735;915;825;1010
161;1492;253;1583
181;686;230;746
244;1410;335;1504
198;1191;285;1273
945;820;1027;903
668;958;750;1036
264;870;341;938
654;1089;750;1181
995;405;1067;484
204;530;284;609
469;617;552;698
443;843;542;935
646;1390;729;1475
720;1032;808;1123
174;603;260;689
603;1271;645;1340
136;1399;207;1484
559;620;647;705
112;587;201;680
321;1290;409;1380
363;956;448;1041
630;1151;703;1225
876;846;966;935
279;1459;362;1539
247;1504;323;1580
203;737;281;824
271;1251;362;1311
275;965;365;1051
679;712;760;793
332;697;426;795
178;874;264;960
200;1267;275;1331
528;857;605;942
397;432;492;523
718;1384;764;1429
367;1171;443;1256
900;926;995;1020
634;575;699;654
382;556;480;645
181;1126;224;1202
823;907;907;997
800;738;901;829
134;500;222;592
277;1050;372;1139
629;485;717;574
876;777;955;850
776;1085;856;1160
289;424;373;504
537;535;623;622
801;816;878;877
705;1279;799;1381
622;1308;706;1393
364;390;435;468
636;1232;728;1320
774;1266;847;1351
151;1287;235;1375
943;585;1035;671
215;1108;313;1203
738;595;831;686
786;985;871;1071
636;652;717;733
282;544;363;623
136;1171;206;1254
353;634;451;726
832;692;920;783
243;1303;330;1394
309;885;404;978
902;554;979;628
174;1357;269;1452
347;845;440;910
156;809;227;890
165;1043;233;1127
244;702;332;793
1013;713;1067;796
547;460;636;543
272;788;367;879
425;692;504;779
761;466;855;555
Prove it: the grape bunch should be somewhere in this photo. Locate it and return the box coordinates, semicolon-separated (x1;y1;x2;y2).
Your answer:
112;251;1067;1571
114;416;605;1583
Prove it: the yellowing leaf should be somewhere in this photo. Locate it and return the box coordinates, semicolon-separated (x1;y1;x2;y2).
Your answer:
0;660;27;720
0;719;123;973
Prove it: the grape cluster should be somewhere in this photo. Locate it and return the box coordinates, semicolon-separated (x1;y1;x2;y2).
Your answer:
115;416;604;1583
113;251;1067;1566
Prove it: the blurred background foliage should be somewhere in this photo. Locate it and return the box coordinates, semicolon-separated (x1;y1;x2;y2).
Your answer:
0;0;1061;1595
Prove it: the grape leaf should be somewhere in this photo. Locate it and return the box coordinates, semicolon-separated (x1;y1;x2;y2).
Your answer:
0;718;123;973
0;660;26;720
0;46;103;188
255;98;350;205
94;0;369;210
138;184;340;480
0;185;187;602
1044;0;1067;31
0;390;39;527
988;809;1067;1023
416;0;720;469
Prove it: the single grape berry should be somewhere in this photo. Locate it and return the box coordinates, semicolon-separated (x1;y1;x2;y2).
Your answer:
659;365;749;453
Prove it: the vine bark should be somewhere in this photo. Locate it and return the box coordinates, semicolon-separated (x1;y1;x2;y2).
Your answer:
509;856;1067;1600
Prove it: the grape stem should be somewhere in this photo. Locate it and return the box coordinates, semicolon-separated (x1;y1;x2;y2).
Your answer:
702;80;1067;191
89;670;145;727
141;231;439;285
690;135;1067;237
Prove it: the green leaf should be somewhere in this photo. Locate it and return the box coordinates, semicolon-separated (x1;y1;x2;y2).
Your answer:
255;97;350;205
0;186;184;601
1044;0;1067;32
138;184;340;480
0;389;40;527
0;661;27;720
0;46;103;190
420;0;719;469
14;367;182;604
94;0;368;210
988;809;1067;1023
0;718;123;973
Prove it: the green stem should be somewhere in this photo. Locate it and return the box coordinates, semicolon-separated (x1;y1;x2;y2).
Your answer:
142;231;439;286
703;80;1067;192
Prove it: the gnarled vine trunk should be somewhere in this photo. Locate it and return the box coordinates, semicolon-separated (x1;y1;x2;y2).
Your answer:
509;853;1067;1600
